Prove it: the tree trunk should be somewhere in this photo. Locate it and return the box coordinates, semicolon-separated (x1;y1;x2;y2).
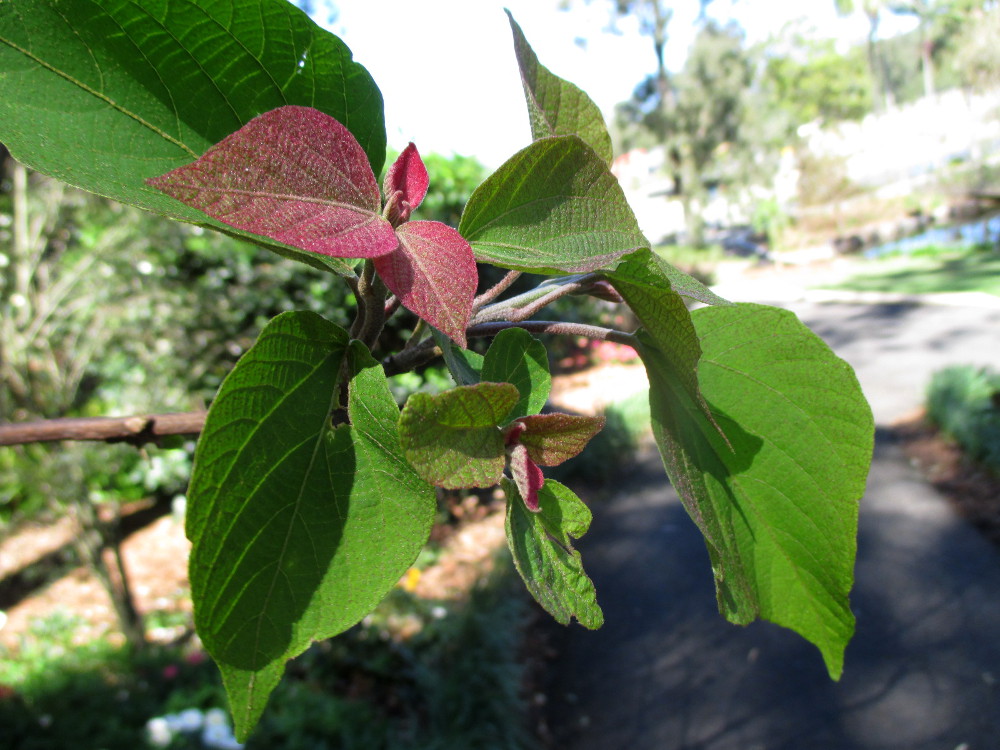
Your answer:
865;9;895;113
921;35;936;98
72;497;147;654
681;191;707;248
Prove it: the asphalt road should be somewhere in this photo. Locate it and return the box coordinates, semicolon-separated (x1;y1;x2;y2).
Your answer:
541;297;1000;750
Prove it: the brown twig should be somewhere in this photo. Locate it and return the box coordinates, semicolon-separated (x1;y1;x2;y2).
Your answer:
0;412;207;447
382;338;442;377
467;320;637;347
473;270;522;309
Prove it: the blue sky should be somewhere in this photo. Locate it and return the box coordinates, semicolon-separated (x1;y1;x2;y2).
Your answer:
322;1;916;168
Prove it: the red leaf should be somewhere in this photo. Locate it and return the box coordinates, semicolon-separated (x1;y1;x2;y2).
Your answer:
376;221;477;347
147;106;397;259
515;413;606;466
508;443;545;512
383;143;429;225
504;420;527;446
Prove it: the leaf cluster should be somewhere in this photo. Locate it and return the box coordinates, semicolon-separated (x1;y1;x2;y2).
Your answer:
0;1;874;741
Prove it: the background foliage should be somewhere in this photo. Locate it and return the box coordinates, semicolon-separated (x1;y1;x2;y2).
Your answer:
926;365;1000;472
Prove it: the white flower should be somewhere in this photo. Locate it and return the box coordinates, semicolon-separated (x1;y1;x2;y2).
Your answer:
165;708;204;733
145;717;173;748
203;707;229;727
202;722;244;749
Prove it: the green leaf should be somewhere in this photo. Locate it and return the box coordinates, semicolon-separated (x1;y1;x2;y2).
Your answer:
433;329;484;387
608;250;711;418
611;248;732;307
398;382;520;489
184;311;349;545
0;0;385;275
186;313;435;738
481;328;551;419
459;136;647;274
503;477;603;629
506;11;614;164
639;303;873;679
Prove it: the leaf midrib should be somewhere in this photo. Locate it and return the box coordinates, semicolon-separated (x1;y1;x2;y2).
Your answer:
198;344;343;618
0;30;198;157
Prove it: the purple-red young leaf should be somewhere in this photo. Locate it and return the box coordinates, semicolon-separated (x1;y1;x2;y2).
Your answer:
376;220;477;347
147;105;397;259
508;442;545;512
504;420;527;446
516;413;606;466
383;143;429;225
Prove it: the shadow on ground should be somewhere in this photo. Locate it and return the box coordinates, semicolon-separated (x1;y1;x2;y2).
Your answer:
542;432;1000;750
831;250;1000;296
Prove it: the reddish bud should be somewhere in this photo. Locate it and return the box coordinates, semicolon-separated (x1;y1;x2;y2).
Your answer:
383;143;428;226
508;442;545;512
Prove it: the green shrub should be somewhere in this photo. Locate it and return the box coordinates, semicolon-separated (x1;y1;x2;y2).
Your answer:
0;556;534;750
0;611;216;750
926;365;1000;472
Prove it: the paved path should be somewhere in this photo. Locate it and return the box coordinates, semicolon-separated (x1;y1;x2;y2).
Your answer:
542;294;1000;750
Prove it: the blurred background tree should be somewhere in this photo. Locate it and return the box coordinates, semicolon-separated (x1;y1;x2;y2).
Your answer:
761;34;872;128
948;2;1000;90
615;20;753;246
834;0;898;111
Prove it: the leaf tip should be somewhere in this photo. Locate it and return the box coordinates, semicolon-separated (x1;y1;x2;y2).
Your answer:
384;143;428;224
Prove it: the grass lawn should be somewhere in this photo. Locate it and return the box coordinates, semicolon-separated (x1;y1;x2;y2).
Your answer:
825;244;1000;296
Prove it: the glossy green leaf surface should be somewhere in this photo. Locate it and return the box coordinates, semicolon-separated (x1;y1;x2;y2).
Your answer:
186;314;434;738
481;327;551;419
504;478;603;629
640;303;873;679
506;11;613;164
0;0;385;275
398;382;519;488
459;136;647;274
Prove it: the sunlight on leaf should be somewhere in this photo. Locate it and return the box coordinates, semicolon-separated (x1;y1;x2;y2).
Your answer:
506;11;614;164
187;314;435;739
376;220;477;347
508;442;546;511
514;413;606;466
398;382;519;488
149;106;397;260
640;303;873;679
383;142;429;225
504;477;603;629
481;327;551;419
0;0;384;274
459;136;647;274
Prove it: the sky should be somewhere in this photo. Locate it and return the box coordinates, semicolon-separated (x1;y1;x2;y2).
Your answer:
321;0;918;168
